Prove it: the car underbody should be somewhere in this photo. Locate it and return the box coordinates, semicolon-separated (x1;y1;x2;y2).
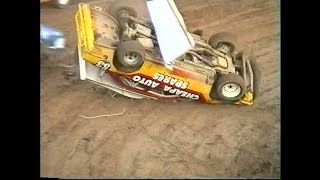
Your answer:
75;1;261;105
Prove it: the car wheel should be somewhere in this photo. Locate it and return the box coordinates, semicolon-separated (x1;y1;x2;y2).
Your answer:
108;0;138;22
115;40;145;73
211;74;246;102
208;32;238;54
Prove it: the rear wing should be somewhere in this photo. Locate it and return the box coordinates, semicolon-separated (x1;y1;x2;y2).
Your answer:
147;0;195;65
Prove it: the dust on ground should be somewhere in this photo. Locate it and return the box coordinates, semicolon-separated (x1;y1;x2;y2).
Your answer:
40;0;280;178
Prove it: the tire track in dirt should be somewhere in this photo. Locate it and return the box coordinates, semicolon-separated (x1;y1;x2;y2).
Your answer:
195;7;275;30
112;108;222;177
112;103;277;177
183;1;277;30
42;92;137;177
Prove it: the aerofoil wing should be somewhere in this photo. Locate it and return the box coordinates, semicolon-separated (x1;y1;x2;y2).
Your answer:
146;0;195;65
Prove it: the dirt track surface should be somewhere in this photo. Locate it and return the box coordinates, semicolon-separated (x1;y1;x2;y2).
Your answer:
40;0;280;178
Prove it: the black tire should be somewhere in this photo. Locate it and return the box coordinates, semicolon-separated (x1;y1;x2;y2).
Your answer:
115;40;145;73
208;32;238;53
248;55;261;99
55;0;71;9
211;74;246;102
108;0;138;22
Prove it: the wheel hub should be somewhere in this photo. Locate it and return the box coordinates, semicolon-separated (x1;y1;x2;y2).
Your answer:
124;52;141;65
222;83;241;98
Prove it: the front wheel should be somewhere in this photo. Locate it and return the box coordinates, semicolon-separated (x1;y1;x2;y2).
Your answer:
115;40;145;73
211;74;246;102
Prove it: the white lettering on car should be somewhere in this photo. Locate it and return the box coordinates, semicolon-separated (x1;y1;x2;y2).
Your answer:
133;75;199;101
153;73;189;89
151;81;160;88
175;89;183;95
144;80;153;87
169;88;177;94
181;82;189;89
169;79;178;86
163;85;199;100
133;75;160;88
163;76;170;83
163;85;172;91
192;95;200;100
133;75;141;82
139;78;146;84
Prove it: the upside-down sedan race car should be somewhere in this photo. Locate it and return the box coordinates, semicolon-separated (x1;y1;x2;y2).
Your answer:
74;0;261;105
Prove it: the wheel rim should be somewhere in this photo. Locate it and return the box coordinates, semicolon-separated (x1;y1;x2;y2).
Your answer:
58;0;69;5
222;83;241;98
124;52;141;65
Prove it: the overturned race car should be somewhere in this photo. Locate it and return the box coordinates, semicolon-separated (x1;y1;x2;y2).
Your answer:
74;0;261;105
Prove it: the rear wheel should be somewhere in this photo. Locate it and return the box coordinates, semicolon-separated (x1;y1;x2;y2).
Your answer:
208;32;238;54
108;0;138;22
211;74;246;102
115;40;145;73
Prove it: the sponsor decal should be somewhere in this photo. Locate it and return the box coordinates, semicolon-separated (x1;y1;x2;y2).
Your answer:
132;73;199;100
153;73;189;89
96;61;111;71
163;85;199;100
132;75;160;88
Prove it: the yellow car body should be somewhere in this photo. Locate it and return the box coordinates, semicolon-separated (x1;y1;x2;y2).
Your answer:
75;3;259;105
